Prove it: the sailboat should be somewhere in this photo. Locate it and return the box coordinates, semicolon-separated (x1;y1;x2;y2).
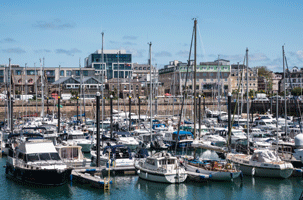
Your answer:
226;47;293;179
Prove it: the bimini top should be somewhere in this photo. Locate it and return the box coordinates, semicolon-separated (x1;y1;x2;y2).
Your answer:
173;131;193;136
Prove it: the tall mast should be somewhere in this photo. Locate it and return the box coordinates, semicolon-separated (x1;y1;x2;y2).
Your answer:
25;63;28;119
237;62;240;124
34;63;38;115
101;32;104;134
246;48;250;154
9;58;12;130
41;58;45;119
217;55;221;115
193;18;197;139
148;42;152;142
117;51;120;120
283;45;287;137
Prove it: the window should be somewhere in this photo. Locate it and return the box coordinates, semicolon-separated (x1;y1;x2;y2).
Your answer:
60;70;64;76
66;70;72;76
39;153;51;161
83;70;88;76
75;70;80;76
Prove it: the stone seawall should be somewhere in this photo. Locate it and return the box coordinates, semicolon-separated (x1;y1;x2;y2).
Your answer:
1;99;227;121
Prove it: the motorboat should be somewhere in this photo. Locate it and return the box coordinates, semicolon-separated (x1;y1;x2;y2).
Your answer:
163;131;193;148
114;131;139;150
60;129;92;153
226;149;293;178
56;144;91;168
135;152;187;183
91;145;134;167
5;139;72;185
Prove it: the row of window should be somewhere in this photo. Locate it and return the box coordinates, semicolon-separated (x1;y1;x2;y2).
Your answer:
60;70;89;77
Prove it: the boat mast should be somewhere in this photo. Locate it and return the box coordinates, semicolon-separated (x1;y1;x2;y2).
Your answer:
117;51;120;121
35;63;38;115
237;62;240;124
41;58;45;119
25;63;28;119
217;55;221;116
9;58;12;131
101;32;104;137
148;42;152;143
193;19;197;139
246;48;250;154
283;45;287;137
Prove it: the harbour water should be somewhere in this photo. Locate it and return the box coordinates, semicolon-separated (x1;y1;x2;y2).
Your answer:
1;153;303;200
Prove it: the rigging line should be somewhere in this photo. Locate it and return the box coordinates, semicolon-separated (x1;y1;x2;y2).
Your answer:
175;23;195;153
228;59;244;150
285;55;302;132
196;24;206;62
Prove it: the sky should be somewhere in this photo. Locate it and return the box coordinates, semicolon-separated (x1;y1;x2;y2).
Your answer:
1;0;303;72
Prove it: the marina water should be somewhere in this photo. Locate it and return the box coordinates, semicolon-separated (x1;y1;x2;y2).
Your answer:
1;150;303;200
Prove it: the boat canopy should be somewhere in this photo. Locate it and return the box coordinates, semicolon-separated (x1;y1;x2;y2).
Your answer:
173;131;193;136
152;124;166;129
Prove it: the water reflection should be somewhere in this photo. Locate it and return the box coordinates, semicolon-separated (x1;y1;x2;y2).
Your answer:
136;178;188;200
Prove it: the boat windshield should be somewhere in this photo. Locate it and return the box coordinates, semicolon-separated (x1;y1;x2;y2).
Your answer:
39;153;51;161
27;153;40;162
26;152;61;162
50;153;61;160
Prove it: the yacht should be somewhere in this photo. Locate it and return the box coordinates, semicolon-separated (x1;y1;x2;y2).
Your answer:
60;129;92;153
226;149;293;178
163;131;193;148
5;139;72;185
114;131;139;150
55;144;91;168
135;152;187;183
91;145;134;167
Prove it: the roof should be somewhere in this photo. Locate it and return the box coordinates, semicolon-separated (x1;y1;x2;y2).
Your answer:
76;76;102;84
52;76;80;85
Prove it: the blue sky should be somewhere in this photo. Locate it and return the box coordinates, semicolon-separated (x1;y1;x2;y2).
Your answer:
1;0;303;72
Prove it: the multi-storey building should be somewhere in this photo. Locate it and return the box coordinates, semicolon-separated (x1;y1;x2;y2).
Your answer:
159;59;231;97
281;66;303;93
85;50;132;80
230;64;258;95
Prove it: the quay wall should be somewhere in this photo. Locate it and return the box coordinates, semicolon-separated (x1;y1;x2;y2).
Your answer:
2;99;301;121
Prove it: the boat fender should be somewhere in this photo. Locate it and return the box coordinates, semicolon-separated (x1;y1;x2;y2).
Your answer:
137;170;140;174
196;169;200;173
252;167;255;176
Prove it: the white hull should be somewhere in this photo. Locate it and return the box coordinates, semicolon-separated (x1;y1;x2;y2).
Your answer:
186;165;241;181
237;164;293;178
135;165;187;183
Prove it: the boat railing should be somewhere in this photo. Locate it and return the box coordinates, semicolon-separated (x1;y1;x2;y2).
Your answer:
15;159;65;169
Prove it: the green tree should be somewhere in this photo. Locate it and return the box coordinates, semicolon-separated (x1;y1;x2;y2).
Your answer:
291;87;302;96
255;66;273;91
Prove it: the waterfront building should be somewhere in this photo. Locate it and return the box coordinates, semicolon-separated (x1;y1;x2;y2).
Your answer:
280;66;303;93
159;59;231;97
85;50;132;80
230;64;258;95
